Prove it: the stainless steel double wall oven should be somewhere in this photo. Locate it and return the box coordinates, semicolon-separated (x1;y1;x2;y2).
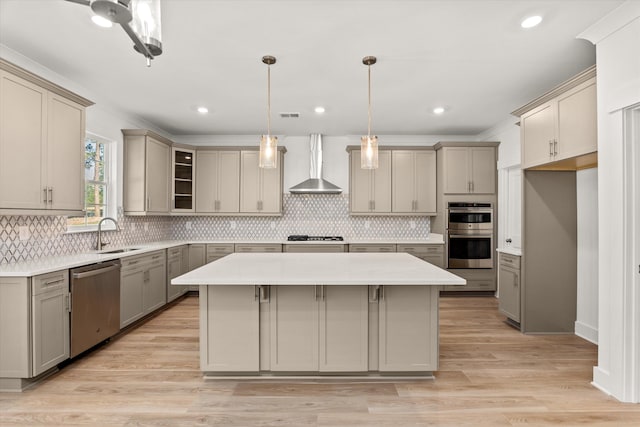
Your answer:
446;202;494;269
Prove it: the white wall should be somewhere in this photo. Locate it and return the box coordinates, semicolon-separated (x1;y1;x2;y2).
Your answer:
575;168;599;343
579;0;640;402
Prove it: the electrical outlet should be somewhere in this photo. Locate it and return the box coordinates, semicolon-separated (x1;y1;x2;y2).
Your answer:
410;221;416;229
364;221;370;229
144;223;149;231
185;221;192;230
18;226;30;241
270;221;275;230
230;221;237;230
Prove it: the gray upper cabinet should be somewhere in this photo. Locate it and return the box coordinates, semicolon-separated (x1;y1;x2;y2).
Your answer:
240;150;284;215
514;67;597;170
122;130;171;215
195;150;240;214
392;150;436;214
349;149;392;214
440;146;497;194
0;61;91;215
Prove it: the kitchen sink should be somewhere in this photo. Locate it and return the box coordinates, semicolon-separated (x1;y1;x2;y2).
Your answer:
99;248;142;254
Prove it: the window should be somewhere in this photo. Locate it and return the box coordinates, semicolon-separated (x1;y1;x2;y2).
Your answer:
67;133;115;232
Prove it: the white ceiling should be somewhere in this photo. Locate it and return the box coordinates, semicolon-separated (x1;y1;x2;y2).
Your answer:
0;0;622;137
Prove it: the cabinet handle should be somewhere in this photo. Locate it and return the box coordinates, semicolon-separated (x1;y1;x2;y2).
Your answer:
259;285;270;303
48;187;53;204
321;285;325;301
471;182;474;192
549;140;554;156
380;285;385;301
369;285;379;302
514;274;519;287
314;285;319;301
42;278;65;287
147;197;150;210
553;139;558;156
43;188;48;204
372;200;375;210
254;285;259;301
66;294;72;312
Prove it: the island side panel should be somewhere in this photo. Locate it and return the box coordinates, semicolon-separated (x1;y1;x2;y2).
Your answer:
378;285;439;372
200;285;259;372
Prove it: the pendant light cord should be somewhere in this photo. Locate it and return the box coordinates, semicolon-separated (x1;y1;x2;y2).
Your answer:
367;64;372;140
267;64;272;138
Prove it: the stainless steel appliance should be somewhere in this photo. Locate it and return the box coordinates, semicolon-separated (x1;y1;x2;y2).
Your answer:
447;202;494;269
70;260;121;358
287;235;344;241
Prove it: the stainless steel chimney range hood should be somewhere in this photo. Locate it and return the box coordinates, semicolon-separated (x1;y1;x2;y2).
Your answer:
289;134;342;194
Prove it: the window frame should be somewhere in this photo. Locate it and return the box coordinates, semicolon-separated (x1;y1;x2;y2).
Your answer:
66;132;117;233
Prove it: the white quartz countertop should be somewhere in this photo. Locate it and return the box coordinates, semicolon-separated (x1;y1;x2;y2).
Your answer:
172;252;465;286
496;247;522;256
0;235;444;277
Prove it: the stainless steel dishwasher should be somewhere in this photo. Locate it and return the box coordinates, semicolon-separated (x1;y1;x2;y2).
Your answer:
70;260;121;358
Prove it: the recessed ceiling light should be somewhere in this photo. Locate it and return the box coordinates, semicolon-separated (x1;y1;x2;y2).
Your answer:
314;106;325;114
433;107;446;115
197;107;209;114
521;15;543;29
91;15;113;28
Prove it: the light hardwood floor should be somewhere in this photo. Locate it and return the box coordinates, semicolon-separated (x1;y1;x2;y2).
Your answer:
1;295;639;426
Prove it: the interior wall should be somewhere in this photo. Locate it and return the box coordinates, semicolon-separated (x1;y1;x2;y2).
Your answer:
578;0;640;402
576;167;599;343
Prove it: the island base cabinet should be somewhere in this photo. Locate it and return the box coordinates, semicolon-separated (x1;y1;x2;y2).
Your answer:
200;286;259;372
378;285;438;372
269;286;319;371
319;286;369;372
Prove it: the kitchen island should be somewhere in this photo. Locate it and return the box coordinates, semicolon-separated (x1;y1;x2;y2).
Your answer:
172;252;465;377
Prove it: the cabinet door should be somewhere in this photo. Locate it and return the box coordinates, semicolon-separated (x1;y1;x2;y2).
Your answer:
372;151;392;212
470;147;496;194
120;267;145;328
498;266;520;322
145;137;170;214
350;150;373;213
47;92;84;211
521;102;555;169
319;286;368;372
556;80;597;160
0;70;47;210
379;286;438;372
269;285;319;371
167;255;182;302
172;148;195;212
391;150;415;212
188;244;206;271
32;283;69;376
240;151;260;213
144;259;166;314
443;147;471;194
259;154;282;214
217;151;240;213
201;286;259;372
195;151;218;212
414;151;437;212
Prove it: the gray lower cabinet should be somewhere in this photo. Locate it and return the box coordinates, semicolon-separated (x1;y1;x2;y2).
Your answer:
348;244;396;253
0;270;70;389
167;246;189;302
498;252;521;323
234;243;282;253
397;244;444;268
187;244;207;292
377;285;438;372
199;284;436;374
120;250;167;328
206;243;235;263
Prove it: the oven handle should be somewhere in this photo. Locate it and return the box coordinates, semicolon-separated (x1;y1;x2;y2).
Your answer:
447;208;493;214
448;234;493;239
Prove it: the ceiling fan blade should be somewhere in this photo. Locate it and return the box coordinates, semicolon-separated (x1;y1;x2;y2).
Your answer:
64;0;91;6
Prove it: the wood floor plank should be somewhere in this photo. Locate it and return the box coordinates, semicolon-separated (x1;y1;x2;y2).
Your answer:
1;295;639;426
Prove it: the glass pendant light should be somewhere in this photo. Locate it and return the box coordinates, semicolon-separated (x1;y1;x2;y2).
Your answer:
361;56;378;169
130;0;163;61
260;55;278;169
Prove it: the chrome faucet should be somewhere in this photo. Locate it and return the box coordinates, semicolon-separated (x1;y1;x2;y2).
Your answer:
96;217;119;251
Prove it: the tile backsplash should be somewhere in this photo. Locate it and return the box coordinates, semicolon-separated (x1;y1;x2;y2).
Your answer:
0;194;430;265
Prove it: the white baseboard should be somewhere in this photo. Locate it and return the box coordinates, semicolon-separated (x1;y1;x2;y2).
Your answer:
575;320;598;344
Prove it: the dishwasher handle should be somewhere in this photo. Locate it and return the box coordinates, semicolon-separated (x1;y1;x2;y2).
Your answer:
72;263;120;280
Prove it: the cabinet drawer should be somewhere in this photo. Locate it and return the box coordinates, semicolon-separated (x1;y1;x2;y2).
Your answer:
167;247;182;258
499;253;521;269
235;244;282;253
206;243;235;256
464;280;496;291
349;244;396;252
32;270;69;296
121;250;165;268
397;244;443;255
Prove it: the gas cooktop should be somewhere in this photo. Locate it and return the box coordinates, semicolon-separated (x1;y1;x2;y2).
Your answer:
287;235;344;241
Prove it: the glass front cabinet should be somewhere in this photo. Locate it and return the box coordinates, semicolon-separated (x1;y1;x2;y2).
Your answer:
172;147;195;212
